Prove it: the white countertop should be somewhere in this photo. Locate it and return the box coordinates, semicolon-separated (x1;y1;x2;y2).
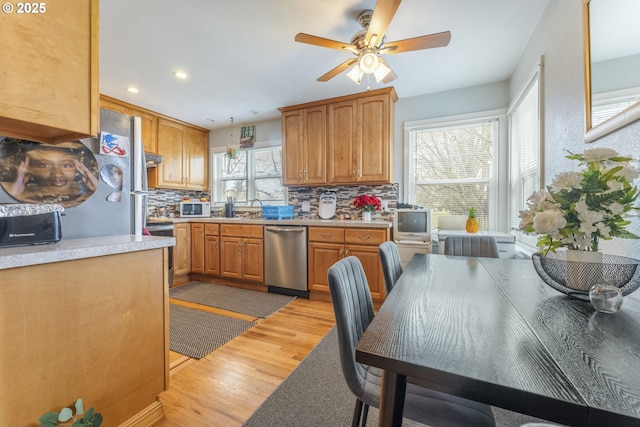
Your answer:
148;216;394;229
0;234;175;270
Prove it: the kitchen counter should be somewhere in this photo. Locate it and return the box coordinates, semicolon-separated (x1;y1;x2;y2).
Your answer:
148;216;393;229
0;234;172;427
0;234;175;270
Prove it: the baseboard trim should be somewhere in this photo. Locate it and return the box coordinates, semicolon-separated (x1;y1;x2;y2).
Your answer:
118;401;165;427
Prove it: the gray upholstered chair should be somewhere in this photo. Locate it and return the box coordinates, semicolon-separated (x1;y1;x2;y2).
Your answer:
327;256;496;427
444;235;500;258
378;241;403;295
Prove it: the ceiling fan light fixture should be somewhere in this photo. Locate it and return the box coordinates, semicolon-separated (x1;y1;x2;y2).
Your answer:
347;63;364;84
359;50;379;74
373;62;391;83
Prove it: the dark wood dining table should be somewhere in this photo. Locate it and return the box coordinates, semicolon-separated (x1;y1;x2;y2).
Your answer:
355;253;640;427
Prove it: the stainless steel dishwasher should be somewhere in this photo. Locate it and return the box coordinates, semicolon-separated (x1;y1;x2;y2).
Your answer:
264;225;308;297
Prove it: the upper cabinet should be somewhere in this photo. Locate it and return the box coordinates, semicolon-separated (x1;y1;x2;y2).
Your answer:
279;88;396;186
101;95;158;154
100;96;209;190
0;0;99;142
281;105;327;185
153;119;208;190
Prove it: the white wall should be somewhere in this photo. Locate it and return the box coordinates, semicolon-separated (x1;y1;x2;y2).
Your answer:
512;0;640;257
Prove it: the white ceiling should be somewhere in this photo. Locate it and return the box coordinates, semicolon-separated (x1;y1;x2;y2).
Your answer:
99;0;549;130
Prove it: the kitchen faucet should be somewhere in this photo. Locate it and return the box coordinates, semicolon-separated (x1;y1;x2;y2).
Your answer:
250;199;263;207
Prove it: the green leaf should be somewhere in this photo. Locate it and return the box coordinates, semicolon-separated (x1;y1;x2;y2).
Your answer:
71;419;85;427
39;412;59;423
58;407;73;422
75;399;85;416
89;413;103;427
84;407;94;420
40;423;57;427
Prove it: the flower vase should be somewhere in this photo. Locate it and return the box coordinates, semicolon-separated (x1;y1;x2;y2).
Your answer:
565;249;603;292
362;211;372;221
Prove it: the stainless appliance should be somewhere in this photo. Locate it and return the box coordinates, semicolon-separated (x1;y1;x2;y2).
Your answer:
146;221;174;286
180;201;211;218
0;108;148;239
264;225;308;297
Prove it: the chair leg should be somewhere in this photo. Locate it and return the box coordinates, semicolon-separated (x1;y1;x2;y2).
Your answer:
352;399;364;427
362;404;370;426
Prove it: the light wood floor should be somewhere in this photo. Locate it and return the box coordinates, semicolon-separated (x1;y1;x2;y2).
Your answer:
156;296;336;427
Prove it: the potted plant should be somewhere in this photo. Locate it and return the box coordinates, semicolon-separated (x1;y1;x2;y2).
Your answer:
353;194;381;221
39;399;102;427
518;148;640;295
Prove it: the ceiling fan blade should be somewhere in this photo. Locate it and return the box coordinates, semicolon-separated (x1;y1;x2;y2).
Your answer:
317;58;357;82
366;0;402;47
384;31;452;54
295;33;356;51
378;57;397;83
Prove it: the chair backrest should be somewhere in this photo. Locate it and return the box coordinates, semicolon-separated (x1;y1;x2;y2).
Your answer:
327;256;375;399
444;236;500;258
378;241;403;295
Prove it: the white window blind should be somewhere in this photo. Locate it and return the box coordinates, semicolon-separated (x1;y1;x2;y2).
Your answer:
407;119;497;230
509;65;541;249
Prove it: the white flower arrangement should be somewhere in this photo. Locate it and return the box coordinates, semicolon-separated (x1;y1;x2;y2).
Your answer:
519;148;640;254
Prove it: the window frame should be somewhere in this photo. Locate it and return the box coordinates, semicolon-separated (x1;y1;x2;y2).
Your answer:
507;57;544;254
403;109;505;231
211;145;286;206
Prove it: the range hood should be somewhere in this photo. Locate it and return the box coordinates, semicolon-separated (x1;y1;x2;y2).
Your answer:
145;152;163;168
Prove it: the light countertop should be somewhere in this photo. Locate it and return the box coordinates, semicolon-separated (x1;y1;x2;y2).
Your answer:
147;216;393;229
0;234;175;270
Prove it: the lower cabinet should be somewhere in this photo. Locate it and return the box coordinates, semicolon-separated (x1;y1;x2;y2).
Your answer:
191;223;220;275
173;223;191;277
308;227;389;302
220;224;264;282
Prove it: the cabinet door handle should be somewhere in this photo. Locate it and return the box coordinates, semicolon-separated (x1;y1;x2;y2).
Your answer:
304;170;308;179
320;233;332;238
358;235;371;240
344;248;349;256
237;241;242;252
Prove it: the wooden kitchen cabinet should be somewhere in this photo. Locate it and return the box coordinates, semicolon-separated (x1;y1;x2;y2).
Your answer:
308;226;389;302
191;223;220;275
279;87;396;186
191;223;205;273
328;92;395;184
154;118;208;190
220;224;264;283
0;0;99;142
281;106;326;185
174;223;192;277
100;95;167;155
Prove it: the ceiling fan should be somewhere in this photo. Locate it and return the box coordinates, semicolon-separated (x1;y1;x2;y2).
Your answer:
294;0;451;85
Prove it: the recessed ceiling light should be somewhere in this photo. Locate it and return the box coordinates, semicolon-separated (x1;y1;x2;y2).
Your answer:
173;71;188;79
206;118;215;123
249;109;259;115
126;86;139;93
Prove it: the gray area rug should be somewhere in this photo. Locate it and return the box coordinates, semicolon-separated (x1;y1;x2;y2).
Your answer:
169;281;296;318
169;304;255;359
243;328;560;427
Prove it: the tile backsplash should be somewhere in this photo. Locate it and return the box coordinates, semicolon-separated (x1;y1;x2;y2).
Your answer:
287;183;399;219
148;189;209;217
147;184;399;219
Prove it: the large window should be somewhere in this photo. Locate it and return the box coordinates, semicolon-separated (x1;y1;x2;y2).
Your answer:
509;60;542;250
212;147;285;204
406;117;499;230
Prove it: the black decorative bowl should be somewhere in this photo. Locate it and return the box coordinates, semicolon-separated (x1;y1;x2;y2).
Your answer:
532;252;640;300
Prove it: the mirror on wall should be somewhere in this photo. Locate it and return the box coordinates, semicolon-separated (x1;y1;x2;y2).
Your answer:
584;0;640;142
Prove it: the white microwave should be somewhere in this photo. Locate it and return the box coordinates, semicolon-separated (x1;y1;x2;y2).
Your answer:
180;201;211;218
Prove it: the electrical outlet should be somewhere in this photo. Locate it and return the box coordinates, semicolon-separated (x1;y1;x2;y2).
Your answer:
381;200;389;212
301;201;310;212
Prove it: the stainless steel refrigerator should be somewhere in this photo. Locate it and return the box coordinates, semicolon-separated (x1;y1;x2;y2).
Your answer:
0;108;147;239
